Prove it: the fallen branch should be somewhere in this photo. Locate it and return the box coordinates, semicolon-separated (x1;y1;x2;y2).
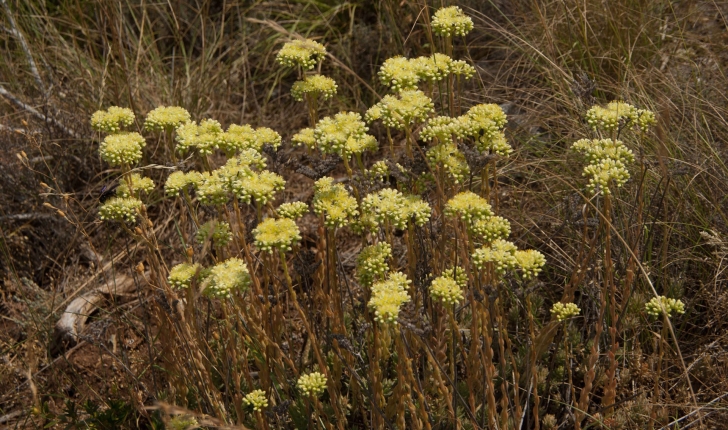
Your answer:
0;85;79;138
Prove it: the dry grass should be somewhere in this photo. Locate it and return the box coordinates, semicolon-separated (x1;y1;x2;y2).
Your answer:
2;0;728;428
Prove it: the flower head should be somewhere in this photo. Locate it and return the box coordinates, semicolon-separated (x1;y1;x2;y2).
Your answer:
297;372;327;397
276;39;327;70
427;143;470;183
254;127;282;151
459;104;510;155
292;127;317;150
450;60;476;78
291;75;338;101
116;174;154;197
421;116;457;143
195;221;233;247
168;263;201;289
378;56;421;92
585;101;637;132
165;171;201;196
581;158;631;195
470;215;511;243
312;177;359;228
314;112;375;158
369;272;411;324
91;106;135;133
413;53;453;82
472;239;518;274
205;258;251;297
356;242;392;287
232;170;285;205
551;302;581;321
194;171;230;206
253;217;302;253
445;191;493;224
376;90;434;130
99;196;142;222
515;249;546;279
144;106;191;131
430;275;464;305
432;6;474;37
362;188;431;230
277;201;309;220
175;119;223;155
645;296;685;318
243;390;269;411
99;132;146;166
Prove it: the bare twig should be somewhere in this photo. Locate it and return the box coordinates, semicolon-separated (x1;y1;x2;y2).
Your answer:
0;86;78;138
1;0;45;94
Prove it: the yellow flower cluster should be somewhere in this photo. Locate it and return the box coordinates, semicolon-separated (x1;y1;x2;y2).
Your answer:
164;171;202;196
220;124;277;154
205;257;251;297
551;302;581;321
292;127;316;150
645;296;685;318
168;263;200;289
143;106;191;131
99;132;146;166
430;275;464;305
370;90;434;130
99;196;142;222
356;242;392;287
277;201;309;220
253;217;302;253
472;239;518;273
420;116;458;143
362;188;431;230
462;104;511;155
276;39;327;70
368;160;390;181
585;101;655;132
175;119;223;155
442;266;468;288
369;272;411;324
469;215;511;243
378;56;421;92
312;177;359;228
445;191;493;224
431;6;474;38
91;106;135;133
195;221;233;247
195;171;230;205
377;54;475;92
291;75;338;102
116;173;155;197
427;142;469;183
297;372;327;397
572;138;635;195
514;249;546;279
315;112;376;158
243;389;268;411
232;170;285;205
